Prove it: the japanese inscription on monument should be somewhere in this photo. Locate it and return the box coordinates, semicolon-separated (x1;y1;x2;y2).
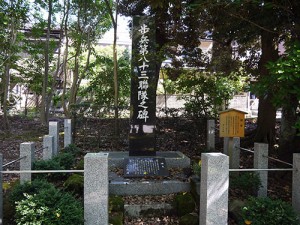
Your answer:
129;16;157;156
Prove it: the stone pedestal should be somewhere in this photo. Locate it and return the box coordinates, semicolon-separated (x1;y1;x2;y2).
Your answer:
84;153;109;225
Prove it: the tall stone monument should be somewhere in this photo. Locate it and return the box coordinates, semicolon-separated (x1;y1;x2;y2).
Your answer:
129;16;157;157
125;16;168;177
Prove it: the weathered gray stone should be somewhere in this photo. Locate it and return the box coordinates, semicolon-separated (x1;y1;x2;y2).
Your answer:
254;143;268;197
109;180;190;196
49;121;59;155
124;203;173;217
64;119;72;148
207;120;215;151
84;153;109;225
43;135;54;160
20;142;35;184
224;137;240;169
200;153;229;225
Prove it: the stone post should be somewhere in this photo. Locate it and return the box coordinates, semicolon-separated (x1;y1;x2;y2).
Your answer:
20;142;35;184
200;153;229;225
64;119;72;148
206;120;215;151
224;137;240;169
49;121;59;155
84;153;109;225
292;153;300;218
223;137;229;155
0;154;3;225
231;137;240;169
43;135;54;160
254;143;268;197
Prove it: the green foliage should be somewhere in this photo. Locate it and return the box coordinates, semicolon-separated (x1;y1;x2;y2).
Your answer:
15;185;83;225
53;152;75;170
8;179;54;206
63;144;81;157
63;174;84;196
33;159;65;181
192;160;201;177
79;46;131;110
166;71;246;118
230;172;261;196
109;195;124;213
254;41;300;111
241;197;299;225
33;150;76;181
179;213;198;225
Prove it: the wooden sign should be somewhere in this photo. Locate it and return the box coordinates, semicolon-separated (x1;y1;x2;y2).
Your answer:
219;109;247;137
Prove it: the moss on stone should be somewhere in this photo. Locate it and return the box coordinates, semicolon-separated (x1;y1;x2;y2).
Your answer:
63;174;84;195
109;212;123;225
173;192;196;217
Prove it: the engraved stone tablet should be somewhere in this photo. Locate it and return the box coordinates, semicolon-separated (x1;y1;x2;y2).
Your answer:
123;157;169;177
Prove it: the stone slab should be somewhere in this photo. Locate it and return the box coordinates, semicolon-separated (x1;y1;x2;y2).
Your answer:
124;203;173;217
109;180;190;196
108;151;190;169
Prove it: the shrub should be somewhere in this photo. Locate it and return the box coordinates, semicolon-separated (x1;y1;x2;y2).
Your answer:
53;152;75;170
14;182;83;224
230;172;261;196
9;179;54;206
241;197;299;225
63;144;81;157
173;193;196;217
32;159;65;181
63;174;84;195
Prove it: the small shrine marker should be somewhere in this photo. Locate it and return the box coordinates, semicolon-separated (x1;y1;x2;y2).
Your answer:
219;108;247;169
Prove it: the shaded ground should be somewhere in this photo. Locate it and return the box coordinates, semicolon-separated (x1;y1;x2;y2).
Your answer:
0;115;293;225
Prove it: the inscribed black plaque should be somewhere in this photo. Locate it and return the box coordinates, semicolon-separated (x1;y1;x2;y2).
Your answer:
129;16;157;156
123;157;169;177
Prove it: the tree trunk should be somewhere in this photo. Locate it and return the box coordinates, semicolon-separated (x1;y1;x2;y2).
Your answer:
40;0;52;125
113;9;119;138
3;63;10;130
254;31;278;146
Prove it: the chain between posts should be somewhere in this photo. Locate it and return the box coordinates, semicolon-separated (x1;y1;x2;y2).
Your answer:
3;156;27;168
35;146;48;153
236;146;254;154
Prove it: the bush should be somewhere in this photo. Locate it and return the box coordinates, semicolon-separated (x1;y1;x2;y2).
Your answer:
63;174;84;195
241;197;299;225
63;144;81;157
33;159;65;181
14;181;83;225
9;179;54;206
173;193;196;217
230;172;261;196
53;152;75;170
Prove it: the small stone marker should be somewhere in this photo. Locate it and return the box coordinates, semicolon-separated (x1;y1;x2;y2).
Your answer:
124;157;169;177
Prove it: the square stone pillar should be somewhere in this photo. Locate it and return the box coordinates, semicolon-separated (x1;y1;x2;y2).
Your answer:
49;121;59;155
84;153;109;225
200;153;229;225
254;143;268;197
20;142;35;184
206;120;215;151
64;119;72;148
43;135;54;160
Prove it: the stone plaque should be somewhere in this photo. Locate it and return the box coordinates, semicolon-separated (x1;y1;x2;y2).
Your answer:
129;16;158;156
123;157;169;177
